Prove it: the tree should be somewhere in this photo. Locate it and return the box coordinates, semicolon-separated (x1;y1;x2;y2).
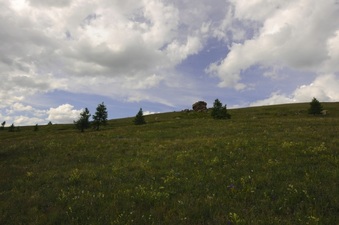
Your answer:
8;123;15;132
211;99;231;119
92;102;108;130
1;121;5;130
34;124;39;132
134;108;146;125
308;97;323;115
74;108;91;132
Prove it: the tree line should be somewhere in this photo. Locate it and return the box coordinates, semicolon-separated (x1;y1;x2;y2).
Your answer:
74;103;146;132
74;99;232;133
0;98;325;133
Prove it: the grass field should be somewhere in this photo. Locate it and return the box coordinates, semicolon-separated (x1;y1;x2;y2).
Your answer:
1;102;338;224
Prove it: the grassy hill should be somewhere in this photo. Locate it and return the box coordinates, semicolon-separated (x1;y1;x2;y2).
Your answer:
1;102;338;224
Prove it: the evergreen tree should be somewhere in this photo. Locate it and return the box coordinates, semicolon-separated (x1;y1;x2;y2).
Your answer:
34;124;39;132
1;121;5;130
92;102;108;130
8;123;15;132
74;108;91;132
308;97;323;115
211;99;231;119
134;108;146;125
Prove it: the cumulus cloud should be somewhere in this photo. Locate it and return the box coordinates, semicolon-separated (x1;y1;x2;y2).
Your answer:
28;0;72;8
251;74;339;106
6;103;33;114
0;102;82;126
143;110;159;116
208;0;339;88
13;115;46;126
1;0;215;106
1;103;48;126
47;104;82;124
1;0;339;125
293;74;339;102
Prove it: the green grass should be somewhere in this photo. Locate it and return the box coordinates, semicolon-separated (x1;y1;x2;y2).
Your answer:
1;102;338;225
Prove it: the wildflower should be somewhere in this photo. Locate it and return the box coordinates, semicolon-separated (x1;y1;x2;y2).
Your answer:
227;184;236;190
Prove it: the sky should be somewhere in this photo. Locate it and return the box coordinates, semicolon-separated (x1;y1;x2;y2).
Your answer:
1;0;339;126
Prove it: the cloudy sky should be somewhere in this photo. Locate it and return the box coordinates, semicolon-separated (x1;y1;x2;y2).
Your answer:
1;0;339;125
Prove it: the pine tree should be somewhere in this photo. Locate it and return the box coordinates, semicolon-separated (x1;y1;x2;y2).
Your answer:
308;97;323;115
134;108;146;125
74;108;91;132
8;123;15;132
34;124;39;132
211;99;231;119
92;102;108;130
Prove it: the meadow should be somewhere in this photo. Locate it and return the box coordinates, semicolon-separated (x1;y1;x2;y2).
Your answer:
1;102;338;224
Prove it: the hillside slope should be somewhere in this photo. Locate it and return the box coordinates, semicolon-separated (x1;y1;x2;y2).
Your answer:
1;102;338;224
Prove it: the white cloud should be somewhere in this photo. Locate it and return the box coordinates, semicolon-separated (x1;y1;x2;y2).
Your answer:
13;115;45;126
143;111;159;116
293;74;339;102
1;0;206;124
1;0;215;108
208;0;339;88
28;0;72;8
0;102;48;126
230;0;293;22
122;74;164;90
1;0;339;125
251;74;339;106
165;36;203;64
250;92;293;107
47;104;82;124
6;103;32;114
324;31;339;72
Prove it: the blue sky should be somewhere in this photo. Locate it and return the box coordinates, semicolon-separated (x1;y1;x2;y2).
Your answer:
1;0;339;126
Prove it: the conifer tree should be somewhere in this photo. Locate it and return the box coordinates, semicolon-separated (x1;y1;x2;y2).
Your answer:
8;123;15;132
34;124;39;132
93;102;108;130
308;97;323;115
211;99;231;119
134;108;146;125
74;108;91;132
